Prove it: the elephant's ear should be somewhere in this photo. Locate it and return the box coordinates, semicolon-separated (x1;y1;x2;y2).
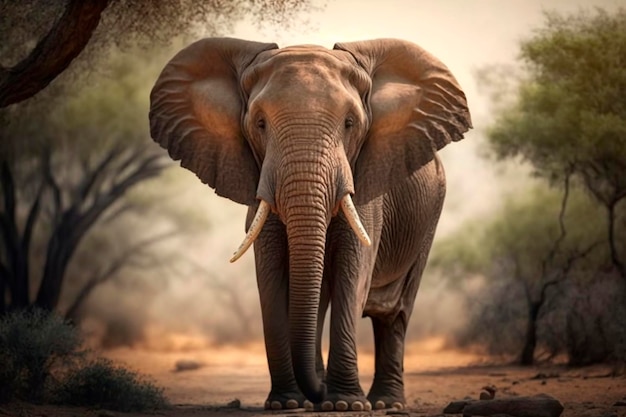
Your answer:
149;37;278;206
334;39;472;204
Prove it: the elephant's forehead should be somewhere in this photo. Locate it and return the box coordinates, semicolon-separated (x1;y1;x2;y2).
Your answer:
251;46;357;83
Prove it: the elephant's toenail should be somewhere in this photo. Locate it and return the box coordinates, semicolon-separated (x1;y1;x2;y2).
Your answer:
391;401;404;410
304;400;313;410
364;401;372;411
351;401;364;411
285;399;298;409
375;400;386;409
264;400;270;410
335;400;348;411
321;401;334;411
271;400;282;410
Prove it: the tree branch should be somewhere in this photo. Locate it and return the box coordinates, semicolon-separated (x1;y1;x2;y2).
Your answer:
0;0;110;107
542;170;571;276
36;153;167;310
21;182;44;256
77;145;124;202
64;230;177;319
0;160;18;285
607;199;625;278
98;202;135;225
41;148;62;222
185;257;254;334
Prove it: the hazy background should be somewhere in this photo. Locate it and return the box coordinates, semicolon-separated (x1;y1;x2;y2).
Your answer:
84;0;623;352
3;0;624;358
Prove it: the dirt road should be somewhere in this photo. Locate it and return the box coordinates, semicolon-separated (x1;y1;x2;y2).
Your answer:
2;341;625;416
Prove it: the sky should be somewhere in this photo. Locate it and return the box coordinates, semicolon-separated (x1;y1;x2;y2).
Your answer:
91;0;626;347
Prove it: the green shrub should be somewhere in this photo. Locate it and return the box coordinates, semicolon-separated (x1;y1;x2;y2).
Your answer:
54;357;168;412
0;308;83;403
0;309;168;412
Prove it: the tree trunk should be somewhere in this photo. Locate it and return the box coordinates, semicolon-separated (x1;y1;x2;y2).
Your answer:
607;200;625;280
521;301;541;365
0;160;30;309
35;225;75;311
0;269;6;314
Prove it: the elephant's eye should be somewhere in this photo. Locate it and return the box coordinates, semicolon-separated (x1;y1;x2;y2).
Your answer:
256;118;266;130
345;117;354;129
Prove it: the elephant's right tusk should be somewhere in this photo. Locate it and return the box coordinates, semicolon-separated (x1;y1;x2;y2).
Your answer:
341;194;372;247
230;200;270;263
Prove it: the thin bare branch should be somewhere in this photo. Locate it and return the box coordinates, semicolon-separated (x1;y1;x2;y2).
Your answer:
98;202;135;225
41;147;62;222
21;181;44;255
77;145;124;202
607;200;625;278
65;230;177;319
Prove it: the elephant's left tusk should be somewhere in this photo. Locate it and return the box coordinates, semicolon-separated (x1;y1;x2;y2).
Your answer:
341;194;372;247
230;200;270;263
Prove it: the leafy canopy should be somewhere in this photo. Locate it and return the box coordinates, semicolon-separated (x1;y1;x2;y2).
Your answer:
487;8;626;199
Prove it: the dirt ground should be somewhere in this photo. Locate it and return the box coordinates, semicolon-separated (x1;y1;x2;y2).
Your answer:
2;339;625;417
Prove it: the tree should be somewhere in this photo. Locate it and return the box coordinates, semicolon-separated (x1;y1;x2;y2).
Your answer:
433;184;608;364
0;0;311;108
486;8;626;280
0;48;199;315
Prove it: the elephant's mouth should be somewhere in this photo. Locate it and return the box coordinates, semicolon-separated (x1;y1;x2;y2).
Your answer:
229;193;371;263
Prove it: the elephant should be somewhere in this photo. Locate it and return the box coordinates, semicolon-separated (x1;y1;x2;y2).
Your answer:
149;37;471;411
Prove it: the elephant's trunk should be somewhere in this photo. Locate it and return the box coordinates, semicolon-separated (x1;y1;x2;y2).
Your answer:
278;150;332;403
287;205;327;402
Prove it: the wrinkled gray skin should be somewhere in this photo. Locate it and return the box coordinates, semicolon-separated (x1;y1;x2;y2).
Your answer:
150;37;471;411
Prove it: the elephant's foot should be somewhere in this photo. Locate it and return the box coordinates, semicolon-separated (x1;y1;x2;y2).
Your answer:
316;393;372;412
367;396;405;410
367;389;406;410
264;391;312;410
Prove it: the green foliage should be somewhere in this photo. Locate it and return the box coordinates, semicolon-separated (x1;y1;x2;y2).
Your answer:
435;183;613;358
487;185;605;283
429;222;490;284
434;183;605;287
0;309;83;402
0;309;168;410
486;8;626;200
447;7;626;365
54;358;168;412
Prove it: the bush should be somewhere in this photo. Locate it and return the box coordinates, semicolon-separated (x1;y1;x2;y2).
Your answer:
0;308;83;403
0;308;168;411
54;357;168;412
566;276;626;368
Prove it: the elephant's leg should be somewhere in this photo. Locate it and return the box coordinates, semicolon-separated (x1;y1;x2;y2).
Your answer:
368;313;409;409
320;230;373;411
322;279;371;412
254;216;307;410
367;257;426;410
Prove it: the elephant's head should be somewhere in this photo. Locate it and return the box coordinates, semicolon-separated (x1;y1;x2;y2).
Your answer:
149;37;471;402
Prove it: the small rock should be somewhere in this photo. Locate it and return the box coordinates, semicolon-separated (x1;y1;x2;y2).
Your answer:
173;359;204;372
532;372;559;380
226;398;241;408
480;385;497;400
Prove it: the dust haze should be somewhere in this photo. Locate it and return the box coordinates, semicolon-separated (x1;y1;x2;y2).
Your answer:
75;0;623;356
